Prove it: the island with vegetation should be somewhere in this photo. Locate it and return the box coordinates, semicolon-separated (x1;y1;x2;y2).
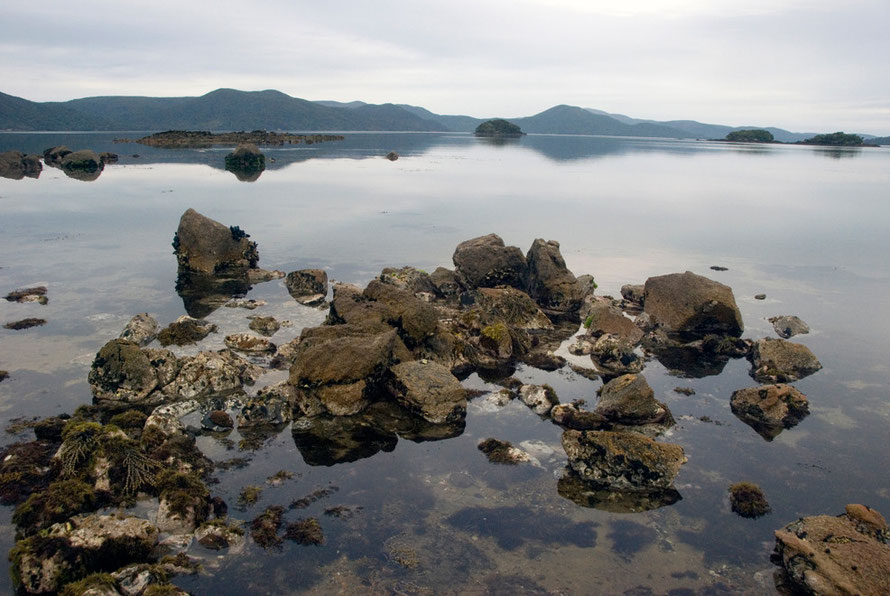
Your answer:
725;129;774;143
720;129;875;147
474;119;525;138
118;130;345;148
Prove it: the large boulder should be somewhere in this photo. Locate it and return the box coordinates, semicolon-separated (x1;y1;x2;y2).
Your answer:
60;149;103;172
773;504;890;596
452;233;527;290
524;239;584;313
749;338;822;383
386;360;467;424
363;280;440;346
595;374;673;426
224;143;265;172
88;339;169;403
11;514;158;594
173;208;259;274
730;384;809;439
562;430;686;491
429;267;465;298
285;269;328;305
584;301;644;344
642;271;743;339
289;327;406;416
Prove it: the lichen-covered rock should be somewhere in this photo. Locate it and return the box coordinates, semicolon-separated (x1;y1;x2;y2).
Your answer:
642;271;743;339
387;360;467;424
4;286;48;304
749;338;822;383
118;313;158;347
163;350;262;400
773;505;890;596
157;315;217;346
173;208;259;274
562;430;686;491
595;374;673;426
524;238;584;313
88;339;160;403
452;233;527;290
238;382;295;427
379;266;438;296
11;514;158;595
730;384;809;438
518;384;559;416
471;287;553;331
224;333;276;353
586;334;645;376
429;267;465;297
768;315;810;339
285;269;328;305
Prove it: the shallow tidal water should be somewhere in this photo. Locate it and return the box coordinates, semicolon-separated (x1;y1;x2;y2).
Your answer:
1;132;889;594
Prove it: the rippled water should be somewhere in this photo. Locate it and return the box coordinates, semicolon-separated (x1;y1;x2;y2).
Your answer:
1;132;889;594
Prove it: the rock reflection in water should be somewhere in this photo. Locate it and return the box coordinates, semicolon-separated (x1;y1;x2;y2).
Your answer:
292;400;465;466
557;468;682;513
175;269;252;319
647;344;731;378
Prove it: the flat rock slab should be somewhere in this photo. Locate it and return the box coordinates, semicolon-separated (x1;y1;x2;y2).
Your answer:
750;338;822;383
774;504;890;596
562;429;686;491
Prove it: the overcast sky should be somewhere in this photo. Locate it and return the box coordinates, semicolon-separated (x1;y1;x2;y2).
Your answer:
2;0;888;134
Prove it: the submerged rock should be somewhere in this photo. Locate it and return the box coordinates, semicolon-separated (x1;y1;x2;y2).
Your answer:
248;315;281;336
749;338;822;383
768;315;810;339
477;438;532;465
730;383;809;439
562;429;686;491
386;360;467;424
452;233;527;290
773;504;890;596
4;286;48;304
3;318;46;330
642;271;743;340
557;468;682;513
173;208;259;274
595;374;673;426
224;333;276;353
518;384;559;416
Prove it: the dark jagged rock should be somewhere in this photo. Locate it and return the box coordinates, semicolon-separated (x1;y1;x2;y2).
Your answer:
524;238;584;314
583;301;643;344
773;505;890;595
385;151;399;161
363;280;440;346
386;360;467;424
730;383;809;440
595;374;673;426
642;271;743;340
749;338;822;383
452;233;527;290
173;208;259;274
620;284;645;306
238;382;295;428
768;315;810;339
285;269;328;305
562;429;686;491
4;318;46;330
477;438;531;464
472;287;553;330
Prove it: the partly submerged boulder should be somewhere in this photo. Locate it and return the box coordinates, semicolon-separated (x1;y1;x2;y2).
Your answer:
524;238;584;314
224;143;265;173
60;149;103;172
285;269;328;306
730;383;809;439
773;504;890;596
42;145;72;165
0;150;42;180
88;339;169;403
595;374;673;426
157;315;217;346
173;208;259;274
164;349;263;400
386;360;467;424
452;233;527;290
749;338;822;383
768;315;810;339
584;301;643;344
642;271;743;340
561;430;686;491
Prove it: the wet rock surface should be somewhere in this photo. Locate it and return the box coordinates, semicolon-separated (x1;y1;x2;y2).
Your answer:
173;208;259;274
773;505;890;596
595;374;673;426
562;429;686;491
285;269;328;305
749;338;822;382
386;360;467;424
768;314;810;339
642;271;743;340
730;383;809;439
158;315;217;346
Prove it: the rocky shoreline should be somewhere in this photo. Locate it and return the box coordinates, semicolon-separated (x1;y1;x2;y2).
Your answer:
1;208;885;595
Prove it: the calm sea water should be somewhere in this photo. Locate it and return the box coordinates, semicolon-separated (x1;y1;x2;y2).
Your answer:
1;132;889;594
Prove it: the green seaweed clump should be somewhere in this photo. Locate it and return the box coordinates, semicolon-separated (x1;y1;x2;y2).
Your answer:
59;572;118;596
156;469;210;522
238;485;263;507
284;517;324;545
13;478;98;534
251;505;285;549
729;481;771;518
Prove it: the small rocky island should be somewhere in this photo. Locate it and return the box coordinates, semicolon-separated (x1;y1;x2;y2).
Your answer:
124;130;345;148
474;119;525;138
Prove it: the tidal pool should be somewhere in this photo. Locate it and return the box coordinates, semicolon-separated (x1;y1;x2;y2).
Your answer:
1;132;889;594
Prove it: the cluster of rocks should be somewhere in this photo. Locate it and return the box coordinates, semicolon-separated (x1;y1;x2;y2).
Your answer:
0;150;42;180
2;286;49;338
1;146;118;181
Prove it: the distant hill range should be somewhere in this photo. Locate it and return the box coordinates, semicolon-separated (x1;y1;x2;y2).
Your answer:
0;88;874;142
